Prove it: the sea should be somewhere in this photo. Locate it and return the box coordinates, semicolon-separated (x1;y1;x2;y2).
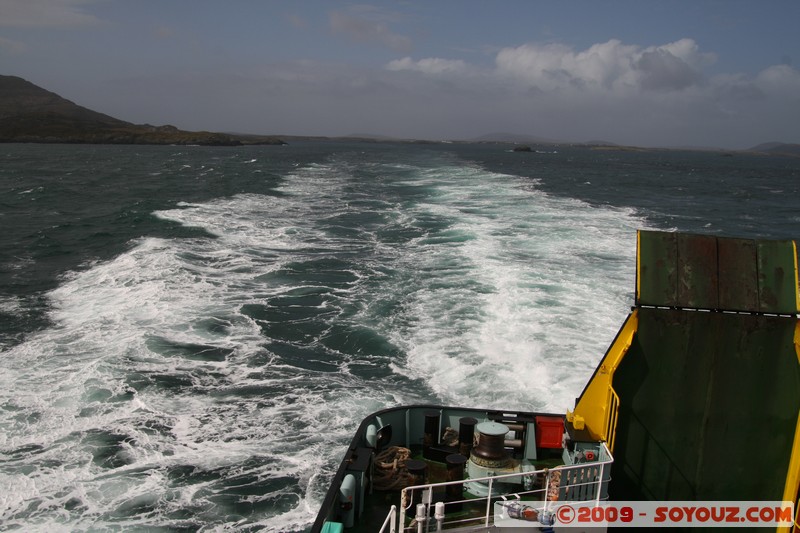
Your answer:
1;141;798;532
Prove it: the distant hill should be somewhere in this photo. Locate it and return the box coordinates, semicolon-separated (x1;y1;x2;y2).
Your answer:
582;140;619;147
0;75;284;145
748;142;800;157
343;133;400;141
469;132;567;144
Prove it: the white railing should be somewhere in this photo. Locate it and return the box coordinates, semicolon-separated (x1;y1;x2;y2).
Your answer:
382;442;612;532
378;505;397;533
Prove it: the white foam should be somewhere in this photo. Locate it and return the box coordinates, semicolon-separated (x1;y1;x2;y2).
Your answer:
382;164;644;412
0;159;429;529
0;151;647;530
0;294;24;314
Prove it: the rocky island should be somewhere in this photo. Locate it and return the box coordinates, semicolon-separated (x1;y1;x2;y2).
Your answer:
0;75;284;146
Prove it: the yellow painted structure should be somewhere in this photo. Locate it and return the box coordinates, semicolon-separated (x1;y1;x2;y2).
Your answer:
566;309;638;451
568;231;800;532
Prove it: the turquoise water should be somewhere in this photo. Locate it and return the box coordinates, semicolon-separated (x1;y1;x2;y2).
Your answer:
1;142;798;531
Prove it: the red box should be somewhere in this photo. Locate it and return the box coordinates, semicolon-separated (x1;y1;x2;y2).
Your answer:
535;416;564;449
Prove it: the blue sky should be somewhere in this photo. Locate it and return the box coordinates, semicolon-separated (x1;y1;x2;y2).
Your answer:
1;0;798;148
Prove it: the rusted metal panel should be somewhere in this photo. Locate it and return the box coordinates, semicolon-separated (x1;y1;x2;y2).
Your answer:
697;314;798;497
612;308;800;500
609;231;800;503
637;230;677;306
717;238;759;311
757;240;799;314
637;231;798;313
677;233;718;309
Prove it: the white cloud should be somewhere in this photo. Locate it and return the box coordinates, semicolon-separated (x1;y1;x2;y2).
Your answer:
494;38;715;93
495;40;638;91
285;13;308;30
0;0;103;27
657;38;716;70
87;37;800;149
755;64;800;95
153;25;174;39
0;36;27;54
371;38;799;147
386;57;468;75
329;9;412;53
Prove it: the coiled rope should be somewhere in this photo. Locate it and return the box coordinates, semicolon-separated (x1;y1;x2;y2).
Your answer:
373;446;416;491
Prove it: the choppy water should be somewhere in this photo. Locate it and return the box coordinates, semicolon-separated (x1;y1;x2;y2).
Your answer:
1;142;798;531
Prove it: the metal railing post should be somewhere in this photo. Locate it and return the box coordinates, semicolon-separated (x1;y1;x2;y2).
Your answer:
434;501;445;532
399;489;408;532
597;460;605;504
484;477;493;526
543;469;552;516
379;505;397;533
416;503;426;533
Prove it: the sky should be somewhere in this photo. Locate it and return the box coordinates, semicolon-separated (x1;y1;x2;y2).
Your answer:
1;0;799;149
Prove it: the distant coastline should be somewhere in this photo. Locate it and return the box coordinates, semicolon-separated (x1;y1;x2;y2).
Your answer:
0;75;284;146
2;74;799;156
